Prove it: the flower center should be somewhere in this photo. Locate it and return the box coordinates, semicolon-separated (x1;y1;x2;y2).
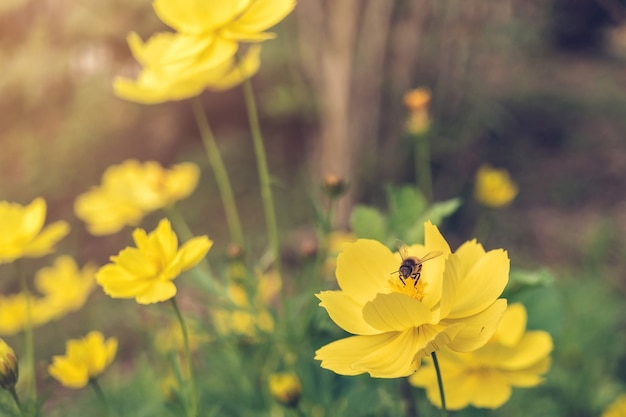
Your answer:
388;275;427;301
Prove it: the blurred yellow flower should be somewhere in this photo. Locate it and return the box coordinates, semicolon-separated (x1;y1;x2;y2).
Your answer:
404;87;431;135
315;222;509;378
269;372;302;407
603;394;626;417
410;303;553;410
96;218;212;304
0;339;18;390
74;160;200;235
155;319;208;353
0;293;49;336
213;270;280;338
48;331;117;389
34;256;96;322
153;0;296;42
474;164;518;208
114;35;262;104
0;198;69;264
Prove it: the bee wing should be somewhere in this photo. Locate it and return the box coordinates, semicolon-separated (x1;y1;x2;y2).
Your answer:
419;251;443;263
394;239;409;260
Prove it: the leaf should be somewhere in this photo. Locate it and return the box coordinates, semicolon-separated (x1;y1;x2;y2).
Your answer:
386;185;427;237
403;198;462;243
349;205;388;242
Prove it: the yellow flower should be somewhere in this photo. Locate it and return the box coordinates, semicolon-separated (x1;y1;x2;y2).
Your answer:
315;222;509;378
474;164;518;208
74;160;200;235
154;319;208;353
114;35;262;104
404;87;431;112
48;331;117;389
0;198;69;264
34;256;96;322
404;87;431;135
269;372;302;407
153;0;296;42
409;303;553;410
0;339;18;390
603;394;626;417
213;270;280;338
0;293;50;336
96;218;213;304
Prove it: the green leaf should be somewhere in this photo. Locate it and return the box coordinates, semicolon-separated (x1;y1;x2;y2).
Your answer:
386;186;427;237
349;205;387;241
403;198;462;243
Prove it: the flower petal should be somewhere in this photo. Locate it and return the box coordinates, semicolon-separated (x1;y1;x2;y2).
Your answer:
135;280;177;304
222;0;295;41
178;236;213;272
335;240;396;304
504;357;551;386
22;220;70;257
362;293;432;332
315;331;421;378
316;291;379;335
492;302;526;347
447;249;509;319
444;299;508;352
153;0;250;34
498;331;553;370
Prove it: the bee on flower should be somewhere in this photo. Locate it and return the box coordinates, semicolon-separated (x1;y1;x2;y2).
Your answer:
315;222;509;378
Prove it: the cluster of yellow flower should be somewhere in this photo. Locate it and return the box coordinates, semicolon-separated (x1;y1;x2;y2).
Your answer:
114;0;295;104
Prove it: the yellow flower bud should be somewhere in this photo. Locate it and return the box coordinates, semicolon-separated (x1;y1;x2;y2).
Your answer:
269;372;302;408
0;339;18;390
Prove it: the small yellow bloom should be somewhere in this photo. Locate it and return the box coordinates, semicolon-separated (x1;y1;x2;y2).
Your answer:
213;270;280;338
34;256;96;322
0;293;52;336
315;222;509;378
474;164;518;208
0;198;69;264
96;218;213;304
0;339;18;390
48;331;117;389
153;0;296;42
74;160;200;235
154;319;208;353
114;34;262;104
404;88;431;112
410;303;553;410
404;87;431;135
269;372;302;407
603;394;626;417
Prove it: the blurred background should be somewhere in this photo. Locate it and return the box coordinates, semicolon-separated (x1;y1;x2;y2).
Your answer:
1;0;626;415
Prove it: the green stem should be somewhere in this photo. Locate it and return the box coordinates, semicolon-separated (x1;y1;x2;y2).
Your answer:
170;297;198;417
239;63;282;281
414;132;433;201
15;261;36;401
8;386;23;416
89;378;112;417
431;351;447;417
191;96;244;247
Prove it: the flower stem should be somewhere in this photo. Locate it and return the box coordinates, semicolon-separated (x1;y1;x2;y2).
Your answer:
191;96;244;247
239;63;282;281
8;386;23;416
15;260;36;401
89;378;111;417
431;351;447;417
414;132;433;201
170;297;198;417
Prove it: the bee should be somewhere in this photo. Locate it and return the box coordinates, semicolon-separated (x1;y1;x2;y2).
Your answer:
394;244;442;287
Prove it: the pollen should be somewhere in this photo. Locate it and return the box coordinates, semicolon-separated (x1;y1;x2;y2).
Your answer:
388;275;427;301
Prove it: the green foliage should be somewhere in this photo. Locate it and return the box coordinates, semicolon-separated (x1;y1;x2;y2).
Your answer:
350;185;461;247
